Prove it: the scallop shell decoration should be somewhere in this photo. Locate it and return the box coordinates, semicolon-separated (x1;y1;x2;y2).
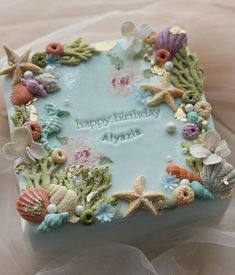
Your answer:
200;161;235;199
48;184;79;223
156;26;187;57
35;66;61;93
16;188;50;222
11;83;33;106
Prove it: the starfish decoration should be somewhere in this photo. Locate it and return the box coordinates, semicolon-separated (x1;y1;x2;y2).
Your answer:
112;175;164;217
0;46;43;85
139;72;184;112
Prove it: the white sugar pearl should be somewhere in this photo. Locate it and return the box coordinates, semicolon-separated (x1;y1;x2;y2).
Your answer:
23;71;33;79
166;155;173;162
164;61;174;71
75;205;84;216
64;99;70;106
180;179;190;186
182;148;188;155
166;122;176;133
47;204;57;214
185;104;194;113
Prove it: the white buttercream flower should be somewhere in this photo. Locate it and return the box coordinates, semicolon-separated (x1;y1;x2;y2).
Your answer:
2;126;45;164
190;129;231;165
121;21;153;54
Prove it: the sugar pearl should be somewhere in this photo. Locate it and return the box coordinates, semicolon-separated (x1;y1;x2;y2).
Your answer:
180;179;190;186
166;122;176;133
47;204;57;214
182;148;188;155
164;61;174;71
23;71;33;79
185;104;194;113
64;99;70;106
75;205;84;216
166;155;173;162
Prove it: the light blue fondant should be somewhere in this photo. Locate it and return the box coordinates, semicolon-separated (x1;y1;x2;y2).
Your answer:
3;40;213;217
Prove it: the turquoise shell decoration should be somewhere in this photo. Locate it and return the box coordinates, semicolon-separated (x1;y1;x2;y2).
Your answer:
37;212;69;232
191;181;214;200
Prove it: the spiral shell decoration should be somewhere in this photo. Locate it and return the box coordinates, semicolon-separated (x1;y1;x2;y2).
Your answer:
11;83;33;106
48;184;79;223
200;161;235;199
156;26;187;57
16;188;50;222
21;78;47;97
166;164;202;182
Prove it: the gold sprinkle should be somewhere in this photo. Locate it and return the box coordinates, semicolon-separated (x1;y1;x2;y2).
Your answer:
170;26;186;35
175;105;187;122
151;65;166;76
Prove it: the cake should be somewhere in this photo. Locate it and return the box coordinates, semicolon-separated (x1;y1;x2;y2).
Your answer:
1;22;234;252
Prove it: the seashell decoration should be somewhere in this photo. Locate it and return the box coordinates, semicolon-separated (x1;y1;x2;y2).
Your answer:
35;66;61;93
48;184;79;223
11;83;33;106
191;181;214;200
156;26;187;57
200;161;235;199
166;164;202;182
37;212;69;232
21;78;47;97
16;188;50;222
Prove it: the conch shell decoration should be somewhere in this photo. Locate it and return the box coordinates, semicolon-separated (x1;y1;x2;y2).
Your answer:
48;184;79;223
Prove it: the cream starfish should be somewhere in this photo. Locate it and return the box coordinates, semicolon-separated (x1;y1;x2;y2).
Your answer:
139;72;184;111
112;175;164;217
0;46;43;85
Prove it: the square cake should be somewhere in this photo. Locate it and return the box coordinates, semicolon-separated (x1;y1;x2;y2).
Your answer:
1;22;234;252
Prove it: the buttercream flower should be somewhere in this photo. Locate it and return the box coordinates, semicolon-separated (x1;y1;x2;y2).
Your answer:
121;21;152;54
96;203;115;223
2;126;45;164
162;173;180;190
190;129;231;165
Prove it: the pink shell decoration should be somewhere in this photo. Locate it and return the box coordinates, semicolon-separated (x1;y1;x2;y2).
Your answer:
10;83;33;106
24;121;41;141
156;27;187;57
16;188;50;222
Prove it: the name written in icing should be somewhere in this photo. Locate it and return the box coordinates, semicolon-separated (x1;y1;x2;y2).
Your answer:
101;128;142;144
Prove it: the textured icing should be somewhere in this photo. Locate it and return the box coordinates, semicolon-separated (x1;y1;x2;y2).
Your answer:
3;41;213;217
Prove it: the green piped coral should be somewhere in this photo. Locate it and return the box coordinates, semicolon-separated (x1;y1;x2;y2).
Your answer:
58;38;100;66
21;154;73;190
170;47;204;94
11;105;29;127
31;52;47;68
76;166;117;211
181;132;205;175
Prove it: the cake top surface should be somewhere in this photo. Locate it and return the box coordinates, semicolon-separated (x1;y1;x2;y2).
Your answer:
1;22;234;232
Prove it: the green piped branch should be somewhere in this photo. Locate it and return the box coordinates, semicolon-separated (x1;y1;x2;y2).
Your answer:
59;38;100;66
170;47;204;94
181;132;205;175
76;166;117;211
31;38;100;67
11;105;29;127
21;154;73;190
